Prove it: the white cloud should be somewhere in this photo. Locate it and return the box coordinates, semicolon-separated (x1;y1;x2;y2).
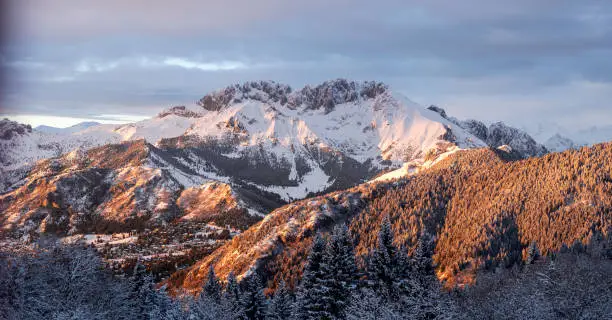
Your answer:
75;60;121;73
162;57;248;71
71;56;250;74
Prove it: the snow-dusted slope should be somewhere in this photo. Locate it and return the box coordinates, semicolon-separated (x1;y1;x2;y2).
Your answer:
1;113;202;170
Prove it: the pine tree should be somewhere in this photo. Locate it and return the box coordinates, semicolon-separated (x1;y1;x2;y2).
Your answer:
266;280;293;320
367;216;403;297
190;294;226;320
412;233;434;272
293;234;332;320
345;288;401;320
203;265;222;302
222;271;245;319
149;285;185;320
241;274;267;320
320;224;358;319
129;261;158;320
225;271;241;302
0;254;22;320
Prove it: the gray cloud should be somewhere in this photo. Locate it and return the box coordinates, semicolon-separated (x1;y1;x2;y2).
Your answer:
2;0;612;132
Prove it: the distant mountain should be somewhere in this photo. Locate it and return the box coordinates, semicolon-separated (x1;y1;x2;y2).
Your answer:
35;121;101;134
5;80;606;241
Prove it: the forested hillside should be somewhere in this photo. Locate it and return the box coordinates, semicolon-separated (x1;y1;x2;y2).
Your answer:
171;143;612;293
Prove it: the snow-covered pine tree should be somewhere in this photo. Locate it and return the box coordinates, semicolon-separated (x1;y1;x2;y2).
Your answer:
148;285;186;320
367;216;402;297
345;288;401;320
399;232;453;319
203;265;222;302
320;224;358;319
222;271;245;318
190;294;227;320
266;280;293;320
0;254;22;320
14;243;134;320
129;261;159;320
225;271;241;302
412;232;434;272
222;271;242;311
241;274;267;320
292;234;332;320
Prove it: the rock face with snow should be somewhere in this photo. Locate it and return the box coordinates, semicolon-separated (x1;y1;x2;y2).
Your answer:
1;80;488;236
485;122;548;157
427;106;548;158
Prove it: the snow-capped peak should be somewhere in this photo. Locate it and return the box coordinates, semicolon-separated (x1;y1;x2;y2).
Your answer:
196;79;392;115
1;80;489;204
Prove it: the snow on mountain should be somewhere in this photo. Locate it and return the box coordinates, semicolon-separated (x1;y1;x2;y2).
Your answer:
0;79;486;236
486;122;548;157
1;79;489;235
176;80;485;199
0;140;266;236
4;80;487;196
0;119;32;139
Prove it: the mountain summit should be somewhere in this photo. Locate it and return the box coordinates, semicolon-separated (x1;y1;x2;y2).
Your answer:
1;79;487;236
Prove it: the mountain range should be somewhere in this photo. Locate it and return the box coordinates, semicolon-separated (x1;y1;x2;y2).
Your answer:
1;80;556;237
1;79;610;299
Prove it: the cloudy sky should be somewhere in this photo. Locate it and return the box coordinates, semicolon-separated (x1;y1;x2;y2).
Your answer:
1;0;611;132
